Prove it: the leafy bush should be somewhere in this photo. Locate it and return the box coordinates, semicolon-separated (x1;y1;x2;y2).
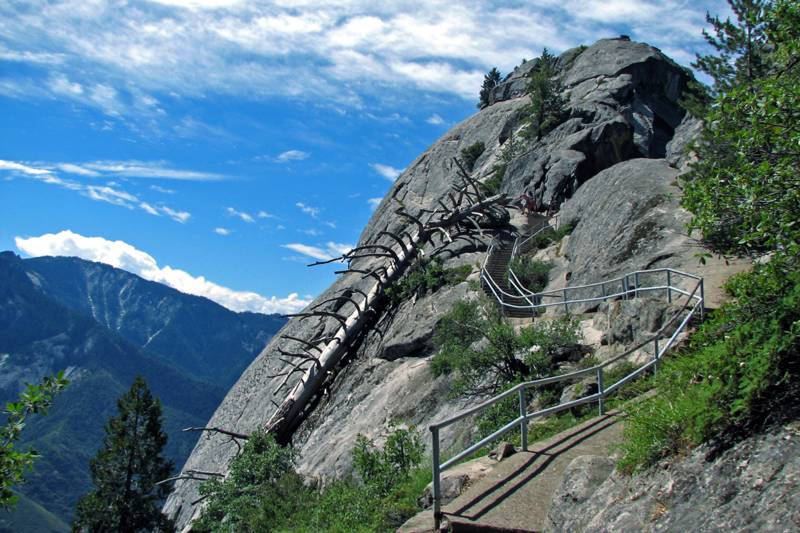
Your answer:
353;425;424;497
385;259;471;305
527;222;576;249
460;141;485;171
619;260;800;472
195;426;430;533
194;429;300;532
432;299;580;397
507;257;551;293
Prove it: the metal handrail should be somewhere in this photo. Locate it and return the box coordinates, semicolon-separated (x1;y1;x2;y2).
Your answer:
430;257;705;527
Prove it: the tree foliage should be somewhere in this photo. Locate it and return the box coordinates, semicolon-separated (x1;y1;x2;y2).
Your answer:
523;48;567;141
0;372;68;508
194;425;427;533
431;299;580;397
194;429;299;533
478;67;502;109
72;376;174;533
682;0;800;258
694;0;772;97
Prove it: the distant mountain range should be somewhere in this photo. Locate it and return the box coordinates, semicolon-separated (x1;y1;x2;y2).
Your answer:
0;251;286;531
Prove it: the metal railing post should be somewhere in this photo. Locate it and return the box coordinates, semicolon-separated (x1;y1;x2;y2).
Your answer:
653;337;660;376
596;367;605;416
431;427;441;530
601;282;606;298
623;276;629;300
634;272;640;298
563;288;569;313
518;388;528;451
666;270;672;303
699;278;705;321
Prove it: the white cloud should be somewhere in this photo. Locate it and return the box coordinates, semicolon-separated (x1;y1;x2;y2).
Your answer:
371;163;403;182
226;206;255;223
426;113;445;125
257;210;276;219
159;205;191;223
276;149;310;163
214;227;231;235
368;197;382;210
82;160;226;181
282;241;353;262
57;163;101;176
303;228;322;236
0;158;201;223
0;1;721;114
0;159;52;176
295;202;320;218
150;184;176;194
15;230;311;314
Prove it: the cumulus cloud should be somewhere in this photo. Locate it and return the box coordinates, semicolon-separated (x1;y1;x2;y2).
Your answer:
371;163;403;181
0;1;722;114
367;197;382;210
15;230;310;314
276;150;310;163
282;241;353;262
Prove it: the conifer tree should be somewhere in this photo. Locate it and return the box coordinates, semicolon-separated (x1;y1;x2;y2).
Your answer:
478;67;502;109
694;0;771;95
72;377;175;533
524;48;566;141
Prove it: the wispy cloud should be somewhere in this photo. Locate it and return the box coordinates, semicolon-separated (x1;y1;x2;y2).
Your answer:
276;150;310;163
150;185;176;194
0;1;721;117
0;158;191;223
295;202;320;218
282;241;353;262
214;227;231;235
15;230;311;314
426;113;445;125
368;197;382;210
81;160;226;181
226;206;255;223
371;163;403;182
257;210;276;219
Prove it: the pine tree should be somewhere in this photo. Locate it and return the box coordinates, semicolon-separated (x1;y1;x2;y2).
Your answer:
694;0;771;96
682;0;800;258
72;377;175;533
523;48;567;141
478;67;502;109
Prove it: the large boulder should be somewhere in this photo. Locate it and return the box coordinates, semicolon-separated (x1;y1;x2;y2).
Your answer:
546;423;800;532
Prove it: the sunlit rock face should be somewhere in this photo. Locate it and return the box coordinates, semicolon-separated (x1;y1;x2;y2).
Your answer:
165;37;718;531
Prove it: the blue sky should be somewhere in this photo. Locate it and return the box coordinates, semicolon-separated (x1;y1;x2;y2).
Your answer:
1;0;729;314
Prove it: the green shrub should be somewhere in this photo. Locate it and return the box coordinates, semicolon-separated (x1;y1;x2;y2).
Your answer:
507;257;552;293
385;259;471;305
432;299;580;397
460;141;485;171
353;425;424;497
527;222;576;249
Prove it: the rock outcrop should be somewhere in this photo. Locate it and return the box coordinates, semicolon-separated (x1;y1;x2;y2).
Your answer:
546;422;800;532
164;37;736;530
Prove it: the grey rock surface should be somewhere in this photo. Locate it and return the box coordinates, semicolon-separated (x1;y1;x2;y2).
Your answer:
545;455;616;531
164;38;732;531
546;423;800;532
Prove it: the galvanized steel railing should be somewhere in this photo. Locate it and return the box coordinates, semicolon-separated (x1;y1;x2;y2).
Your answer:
431;228;705;527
